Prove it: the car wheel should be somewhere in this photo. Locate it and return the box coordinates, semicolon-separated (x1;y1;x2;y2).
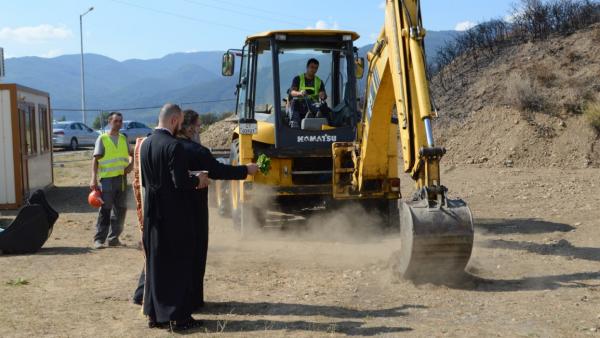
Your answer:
69;138;78;151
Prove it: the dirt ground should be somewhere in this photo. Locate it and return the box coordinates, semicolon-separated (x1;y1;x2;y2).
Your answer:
1;149;599;337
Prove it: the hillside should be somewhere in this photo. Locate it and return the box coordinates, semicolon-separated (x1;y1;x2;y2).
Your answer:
2;31;457;123
432;24;600;168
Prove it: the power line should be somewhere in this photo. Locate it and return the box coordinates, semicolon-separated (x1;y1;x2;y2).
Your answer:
108;0;251;32
200;0;310;22
183;0;306;28
52;98;237;112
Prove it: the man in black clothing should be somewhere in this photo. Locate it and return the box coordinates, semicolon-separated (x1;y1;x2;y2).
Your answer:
178;109;257;309
140;103;208;331
132;110;258;313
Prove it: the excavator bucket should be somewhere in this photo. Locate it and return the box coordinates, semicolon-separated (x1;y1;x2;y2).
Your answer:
395;198;474;282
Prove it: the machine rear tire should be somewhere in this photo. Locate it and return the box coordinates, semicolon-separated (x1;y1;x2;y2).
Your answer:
355;199;400;231
378;199;400;231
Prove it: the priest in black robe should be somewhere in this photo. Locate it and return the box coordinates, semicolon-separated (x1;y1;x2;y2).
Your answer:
178;109;258;310
140;103;208;331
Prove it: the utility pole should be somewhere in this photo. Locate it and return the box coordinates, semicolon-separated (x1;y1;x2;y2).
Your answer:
0;47;5;81
80;6;94;125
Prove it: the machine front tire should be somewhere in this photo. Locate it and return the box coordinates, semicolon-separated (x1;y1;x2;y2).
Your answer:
229;139;240;227
228;138;267;236
217;181;232;217
240;202;266;237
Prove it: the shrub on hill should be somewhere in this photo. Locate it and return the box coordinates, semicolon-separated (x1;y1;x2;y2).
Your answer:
584;101;600;132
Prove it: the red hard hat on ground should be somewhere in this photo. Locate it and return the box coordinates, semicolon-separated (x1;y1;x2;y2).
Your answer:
88;189;104;208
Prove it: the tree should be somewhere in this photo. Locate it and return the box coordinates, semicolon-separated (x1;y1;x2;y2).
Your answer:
92;111;111;130
433;0;600;77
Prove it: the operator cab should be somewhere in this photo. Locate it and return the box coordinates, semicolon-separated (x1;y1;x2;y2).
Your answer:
222;30;364;153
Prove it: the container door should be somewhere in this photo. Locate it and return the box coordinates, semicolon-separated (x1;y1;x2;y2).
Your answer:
17;103;34;199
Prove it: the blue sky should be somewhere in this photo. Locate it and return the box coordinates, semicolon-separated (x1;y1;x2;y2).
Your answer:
0;0;515;60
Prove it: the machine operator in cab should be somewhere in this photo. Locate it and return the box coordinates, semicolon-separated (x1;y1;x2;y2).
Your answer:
288;58;329;129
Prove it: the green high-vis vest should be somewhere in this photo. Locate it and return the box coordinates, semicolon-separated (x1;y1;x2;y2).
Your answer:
299;73;322;101
98;134;129;179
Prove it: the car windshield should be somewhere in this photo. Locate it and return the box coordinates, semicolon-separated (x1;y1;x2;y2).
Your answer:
53;122;70;129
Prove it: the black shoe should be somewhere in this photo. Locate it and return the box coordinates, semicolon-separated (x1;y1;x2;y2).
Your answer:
148;319;168;329
169;318;203;332
107;239;125;247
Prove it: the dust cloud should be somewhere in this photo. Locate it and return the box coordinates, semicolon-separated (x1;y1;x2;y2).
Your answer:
291;202;387;243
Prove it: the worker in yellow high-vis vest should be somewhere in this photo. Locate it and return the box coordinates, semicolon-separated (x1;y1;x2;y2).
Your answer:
289;58;329;128
90;112;133;249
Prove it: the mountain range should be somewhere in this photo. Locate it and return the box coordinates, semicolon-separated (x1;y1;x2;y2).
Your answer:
2;30;458;123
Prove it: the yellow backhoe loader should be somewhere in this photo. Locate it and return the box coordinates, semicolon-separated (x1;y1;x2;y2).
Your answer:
218;0;474;281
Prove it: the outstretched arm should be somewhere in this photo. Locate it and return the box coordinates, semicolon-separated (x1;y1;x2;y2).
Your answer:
206;152;251;180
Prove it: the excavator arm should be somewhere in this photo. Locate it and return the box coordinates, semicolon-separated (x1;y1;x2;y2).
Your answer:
332;0;474;281
364;0;440;190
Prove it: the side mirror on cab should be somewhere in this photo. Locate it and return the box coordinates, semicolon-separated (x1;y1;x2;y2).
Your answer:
222;52;235;77
355;57;365;80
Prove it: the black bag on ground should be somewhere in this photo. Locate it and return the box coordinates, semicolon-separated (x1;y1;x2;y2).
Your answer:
0;190;59;254
27;189;59;235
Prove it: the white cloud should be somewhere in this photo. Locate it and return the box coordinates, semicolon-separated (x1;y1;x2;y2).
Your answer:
455;21;476;31
0;24;72;43
306;19;339;30
40;49;63;58
369;32;379;42
378;1;385;10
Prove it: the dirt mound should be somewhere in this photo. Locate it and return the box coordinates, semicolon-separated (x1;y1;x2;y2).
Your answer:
432;24;600;168
435;107;598;168
200;116;237;149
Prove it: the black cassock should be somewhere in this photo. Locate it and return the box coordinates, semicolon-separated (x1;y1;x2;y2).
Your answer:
179;137;248;309
140;129;200;322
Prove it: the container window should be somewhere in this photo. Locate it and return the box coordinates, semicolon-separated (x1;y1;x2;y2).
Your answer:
38;104;50;152
18;103;37;155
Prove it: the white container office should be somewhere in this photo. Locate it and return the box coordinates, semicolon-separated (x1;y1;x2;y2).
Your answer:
0;83;53;209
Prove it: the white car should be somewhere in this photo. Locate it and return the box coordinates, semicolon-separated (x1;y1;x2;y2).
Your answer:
52;121;100;150
103;121;153;144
